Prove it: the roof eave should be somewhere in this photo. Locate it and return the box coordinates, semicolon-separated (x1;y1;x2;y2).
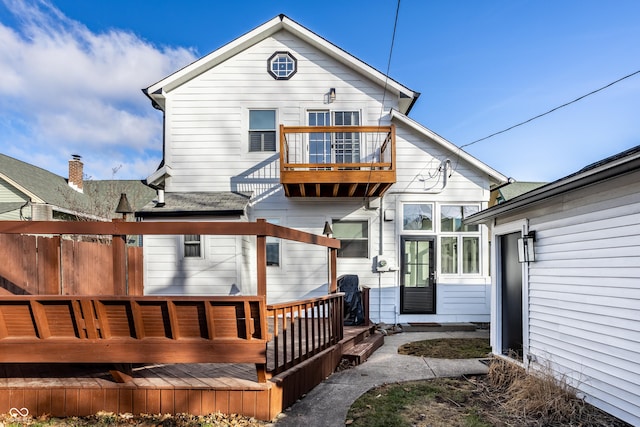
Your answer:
0;173;46;204
145;165;173;189
145;15;285;97
144;14;419;114
135;209;245;218
390;110;508;184
465;150;640;225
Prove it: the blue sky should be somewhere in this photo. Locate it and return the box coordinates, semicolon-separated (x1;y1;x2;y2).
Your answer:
1;0;639;183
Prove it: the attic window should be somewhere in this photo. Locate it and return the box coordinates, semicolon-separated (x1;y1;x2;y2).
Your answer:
268;51;297;80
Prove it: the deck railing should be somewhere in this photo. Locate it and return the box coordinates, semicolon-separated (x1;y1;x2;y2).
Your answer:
279;125;396;197
266;293;344;375
280;125;394;171
0;295;269;382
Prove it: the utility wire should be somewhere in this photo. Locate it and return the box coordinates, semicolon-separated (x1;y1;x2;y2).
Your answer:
460;69;640;149
364;0;401;202
378;0;401;122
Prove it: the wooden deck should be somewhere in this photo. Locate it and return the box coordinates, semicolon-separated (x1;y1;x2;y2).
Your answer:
0;324;376;420
0;220;366;421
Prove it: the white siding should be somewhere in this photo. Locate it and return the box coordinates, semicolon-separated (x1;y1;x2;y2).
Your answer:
148;27;496;325
0;180;27;220
503;171;640;425
143;220;246;296
164;32;394;194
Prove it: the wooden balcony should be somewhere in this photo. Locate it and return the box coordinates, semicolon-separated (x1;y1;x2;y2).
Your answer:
280;124;396;197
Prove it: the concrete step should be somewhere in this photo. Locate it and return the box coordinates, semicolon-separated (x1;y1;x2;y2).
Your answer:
342;331;384;365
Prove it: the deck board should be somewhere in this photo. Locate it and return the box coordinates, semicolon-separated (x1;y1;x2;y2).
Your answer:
0;324;373;420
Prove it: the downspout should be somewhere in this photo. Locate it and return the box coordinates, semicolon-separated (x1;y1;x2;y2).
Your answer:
378;195;384;323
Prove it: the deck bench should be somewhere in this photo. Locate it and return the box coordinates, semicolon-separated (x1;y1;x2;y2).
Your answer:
0;295;268;382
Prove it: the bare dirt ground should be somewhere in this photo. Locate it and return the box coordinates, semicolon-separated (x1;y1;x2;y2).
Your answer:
347;338;631;427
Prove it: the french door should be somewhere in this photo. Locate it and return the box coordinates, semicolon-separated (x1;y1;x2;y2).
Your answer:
400;236;436;314
308;111;360;164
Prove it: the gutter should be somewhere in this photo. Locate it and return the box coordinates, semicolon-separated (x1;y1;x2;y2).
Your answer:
465;150;640;225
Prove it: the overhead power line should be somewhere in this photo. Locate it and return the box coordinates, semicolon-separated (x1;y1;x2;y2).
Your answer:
460;69;640;149
364;0;401;202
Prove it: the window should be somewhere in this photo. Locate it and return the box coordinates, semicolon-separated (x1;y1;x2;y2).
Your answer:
183;234;202;258
440;205;480;274
308;111;331;164
403;203;433;231
307;110;360;164
440;205;479;232
249;110;276;152
268;51;297;80
333;111;360;163
266;219;280;266
333;220;368;258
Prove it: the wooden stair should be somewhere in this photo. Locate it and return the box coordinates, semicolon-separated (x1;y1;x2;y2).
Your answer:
341;323;384;365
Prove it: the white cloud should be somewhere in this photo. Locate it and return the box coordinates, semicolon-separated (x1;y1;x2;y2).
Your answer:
0;0;197;179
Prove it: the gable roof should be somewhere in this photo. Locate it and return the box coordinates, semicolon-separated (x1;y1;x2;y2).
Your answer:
390;109;508;185
144;14;419;114
84;180;157;220
0;153;90;214
0;153;155;220
495;181;547;203
466;144;640;224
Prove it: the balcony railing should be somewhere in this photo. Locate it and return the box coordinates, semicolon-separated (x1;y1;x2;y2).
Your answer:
279;124;396;197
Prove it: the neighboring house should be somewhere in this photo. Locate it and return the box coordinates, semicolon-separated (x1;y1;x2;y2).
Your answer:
137;15;508;324
465;145;640;425
0;153;154;223
489;181;547;206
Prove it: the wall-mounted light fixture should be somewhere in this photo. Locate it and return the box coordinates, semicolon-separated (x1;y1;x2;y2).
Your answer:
329;88;336;103
517;231;536;263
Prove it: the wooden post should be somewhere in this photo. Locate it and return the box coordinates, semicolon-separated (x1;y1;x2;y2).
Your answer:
256;219;267;298
112;219;127;295
329;248;337;293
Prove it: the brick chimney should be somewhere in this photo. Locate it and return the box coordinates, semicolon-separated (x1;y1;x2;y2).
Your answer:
68;154;84;192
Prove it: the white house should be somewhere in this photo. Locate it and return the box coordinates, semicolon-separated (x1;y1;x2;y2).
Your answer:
137;15;507;325
465;145;640;425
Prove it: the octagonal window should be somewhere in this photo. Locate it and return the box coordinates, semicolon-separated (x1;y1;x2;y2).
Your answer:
268;51;297;80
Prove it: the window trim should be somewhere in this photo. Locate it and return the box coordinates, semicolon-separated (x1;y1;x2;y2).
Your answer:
402;202;434;231
248;109;277;152
332;219;369;259
267;51;297;80
438;204;481;276
265;218;282;268
306;109;361;164
182;234;204;260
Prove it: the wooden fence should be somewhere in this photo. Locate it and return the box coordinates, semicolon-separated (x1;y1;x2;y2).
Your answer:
0;234;143;296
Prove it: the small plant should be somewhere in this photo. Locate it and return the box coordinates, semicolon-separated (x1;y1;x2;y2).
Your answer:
487;356;628;426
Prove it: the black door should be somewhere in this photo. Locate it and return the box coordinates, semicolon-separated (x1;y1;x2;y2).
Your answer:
500;232;523;358
400;236;436;314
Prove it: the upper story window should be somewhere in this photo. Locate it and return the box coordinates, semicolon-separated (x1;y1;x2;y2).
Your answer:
268;51;297;80
440;205;480;275
307;110;361;164
249;109;276;152
333;219;368;258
